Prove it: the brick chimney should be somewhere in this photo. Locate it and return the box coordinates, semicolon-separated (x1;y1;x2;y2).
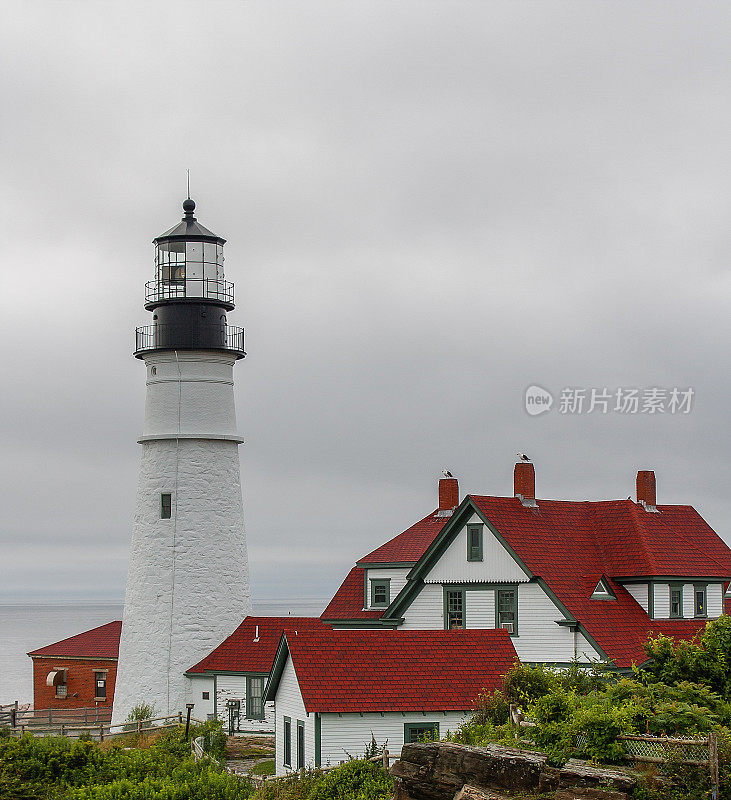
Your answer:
438;477;459;513
636;470;657;510
514;461;536;507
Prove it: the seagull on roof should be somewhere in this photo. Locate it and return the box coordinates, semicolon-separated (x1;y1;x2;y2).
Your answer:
516;453;531;462
442;469;453;478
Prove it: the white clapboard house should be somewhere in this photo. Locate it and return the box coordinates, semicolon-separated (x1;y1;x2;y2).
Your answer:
262;627;517;775
182;461;730;769
320;464;731;669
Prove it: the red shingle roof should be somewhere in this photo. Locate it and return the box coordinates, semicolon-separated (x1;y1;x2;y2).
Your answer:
27;621;122;659
358;510;450;564
281;628;517;713
468;495;731;667
186;617;324;674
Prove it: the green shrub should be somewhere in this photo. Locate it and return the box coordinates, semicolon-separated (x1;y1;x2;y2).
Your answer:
306;759;393;800
532;689;577;725
501;662;560;705
573;704;636;763
471;688;510;726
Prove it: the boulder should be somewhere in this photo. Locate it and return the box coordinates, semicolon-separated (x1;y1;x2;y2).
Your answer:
391;742;547;800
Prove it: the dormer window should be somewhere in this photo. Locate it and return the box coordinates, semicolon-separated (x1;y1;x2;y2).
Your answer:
370;579;390;608
592;578;614;599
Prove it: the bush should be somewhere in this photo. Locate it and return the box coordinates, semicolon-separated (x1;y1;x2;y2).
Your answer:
472;688;510;726
307;760;393;800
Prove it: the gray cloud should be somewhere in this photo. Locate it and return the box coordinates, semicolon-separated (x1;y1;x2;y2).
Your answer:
0;0;729;605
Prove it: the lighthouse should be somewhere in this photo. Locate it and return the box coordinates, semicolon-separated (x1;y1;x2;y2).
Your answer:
112;198;252;724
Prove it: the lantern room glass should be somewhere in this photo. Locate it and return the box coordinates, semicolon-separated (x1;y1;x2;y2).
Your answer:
155;240;225;298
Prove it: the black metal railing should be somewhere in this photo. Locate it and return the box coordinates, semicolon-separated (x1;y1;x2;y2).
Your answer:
145;278;234;305
134;324;245;356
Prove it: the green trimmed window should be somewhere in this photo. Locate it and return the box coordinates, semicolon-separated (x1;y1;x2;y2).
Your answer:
296;720;305;769
670;584;683;618
497;587;517;635
467;524;483;562
694;584;707;618
370;579;390;608
246;676;265;719
404;722;439;743
283;717;291;767
445;588;465;629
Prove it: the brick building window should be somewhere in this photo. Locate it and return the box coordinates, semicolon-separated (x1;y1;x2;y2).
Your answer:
55;671;67;698
94;672;107;700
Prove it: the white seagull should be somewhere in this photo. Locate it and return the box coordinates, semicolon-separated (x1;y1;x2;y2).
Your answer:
442;469;454;478
516;453;531;462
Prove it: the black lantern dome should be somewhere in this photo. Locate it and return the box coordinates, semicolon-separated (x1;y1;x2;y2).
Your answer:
134;199;245;359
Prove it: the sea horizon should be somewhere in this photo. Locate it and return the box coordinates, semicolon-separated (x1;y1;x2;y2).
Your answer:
0;598;327;707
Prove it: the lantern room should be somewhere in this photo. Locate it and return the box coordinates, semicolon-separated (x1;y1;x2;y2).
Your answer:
145;198;234;308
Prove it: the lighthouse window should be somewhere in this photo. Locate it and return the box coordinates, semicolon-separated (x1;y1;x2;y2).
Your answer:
161;493;172;519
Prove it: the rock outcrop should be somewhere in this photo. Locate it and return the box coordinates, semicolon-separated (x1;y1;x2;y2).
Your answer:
391;742;639;800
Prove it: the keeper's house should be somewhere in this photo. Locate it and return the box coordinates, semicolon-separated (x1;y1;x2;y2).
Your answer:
27;621;121;710
321;465;731;669
262;627;517;775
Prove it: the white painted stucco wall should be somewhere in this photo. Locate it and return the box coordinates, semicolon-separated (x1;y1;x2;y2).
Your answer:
113;350;251;724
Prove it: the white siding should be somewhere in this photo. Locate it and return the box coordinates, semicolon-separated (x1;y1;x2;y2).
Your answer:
653;583;670;619
401;584;444;629
465;589;495;629
274;658;315;776
512;583;599;663
364;569;410;610
707;583;724;618
184;674;215;719
683;584;695;618
575;633;599;661
319;712;467;765
214;674;274;731
425;513;527;584
625;583;649;613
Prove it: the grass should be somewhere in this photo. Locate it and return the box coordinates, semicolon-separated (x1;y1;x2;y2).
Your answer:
250;759;276;776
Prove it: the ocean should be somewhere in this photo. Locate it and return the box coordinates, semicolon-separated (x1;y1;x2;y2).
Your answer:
0;599;326;706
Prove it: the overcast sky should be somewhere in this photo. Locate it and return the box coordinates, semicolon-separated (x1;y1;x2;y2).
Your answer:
0;1;729;608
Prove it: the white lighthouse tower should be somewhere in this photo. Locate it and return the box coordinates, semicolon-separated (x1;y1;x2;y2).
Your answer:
113;198;252;724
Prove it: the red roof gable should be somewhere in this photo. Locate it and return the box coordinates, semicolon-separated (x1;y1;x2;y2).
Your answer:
27;621;122;659
278;628;517;713
186;617;324;674
358;510;450;564
467;495;731;667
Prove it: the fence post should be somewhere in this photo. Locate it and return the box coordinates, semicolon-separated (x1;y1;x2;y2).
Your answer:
382;749;389;771
137;720;142;735
99;725;104;742
178;711;183;724
84;707;88;724
60;724;65;737
709;731;719;800
49;708;53;725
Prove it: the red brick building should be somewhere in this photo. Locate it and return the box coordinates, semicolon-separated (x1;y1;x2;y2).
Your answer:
28;621;121;710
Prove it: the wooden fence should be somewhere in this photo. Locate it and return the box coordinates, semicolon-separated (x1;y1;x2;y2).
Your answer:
6;713;206;741
0;705;112;729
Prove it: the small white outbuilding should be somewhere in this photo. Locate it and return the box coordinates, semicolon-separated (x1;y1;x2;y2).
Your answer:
263;627;517;776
